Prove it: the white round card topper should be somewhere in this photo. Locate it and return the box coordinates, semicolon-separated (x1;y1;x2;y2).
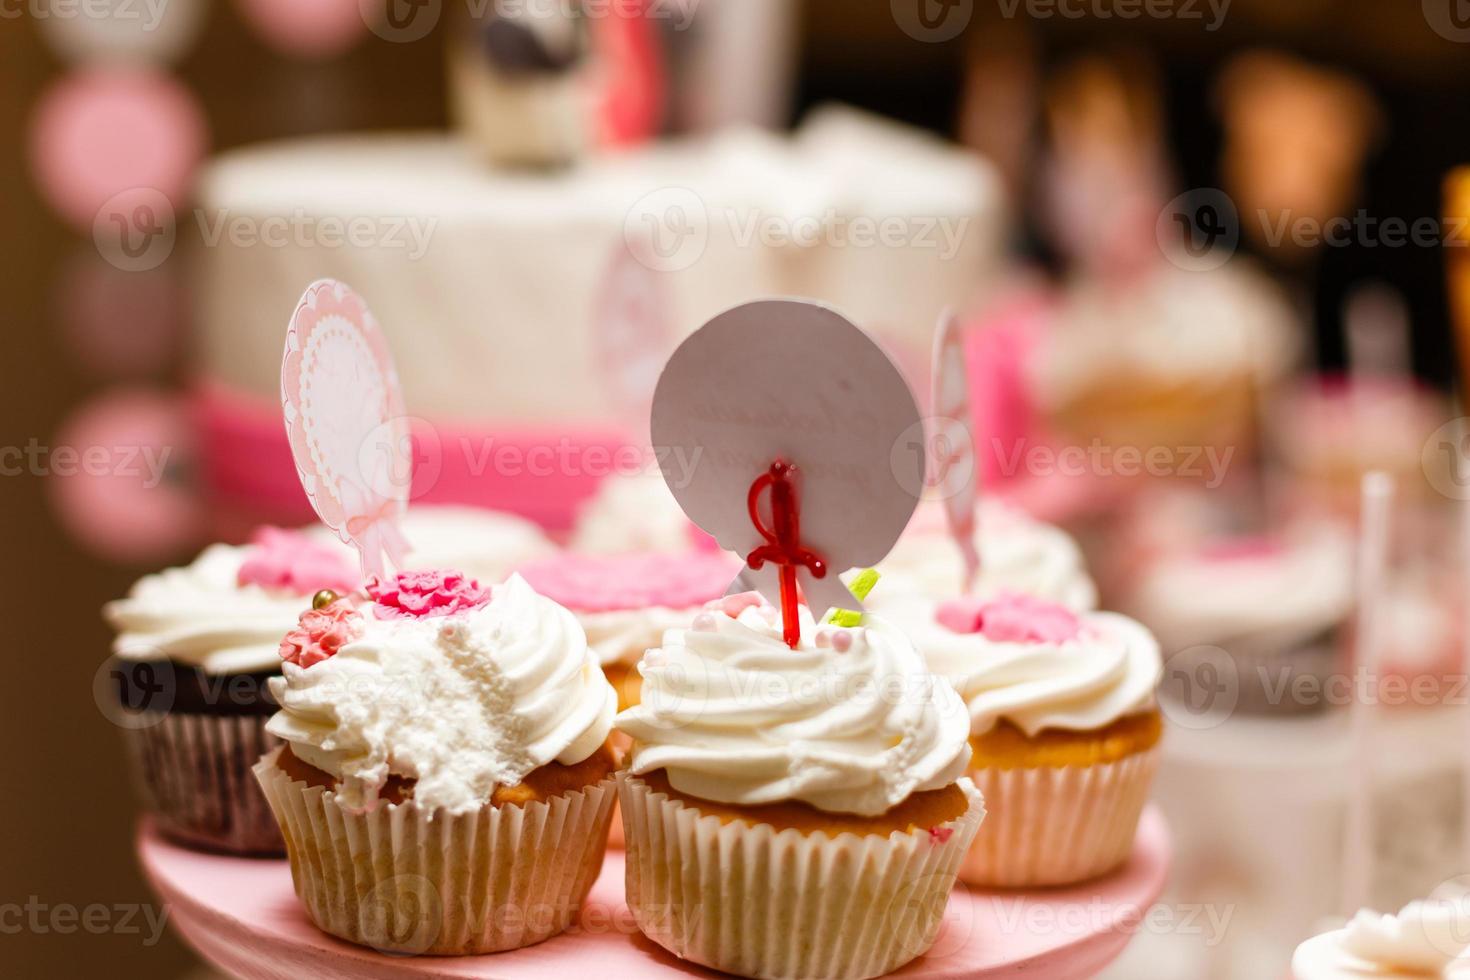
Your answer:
650;299;925;620
282;279;411;578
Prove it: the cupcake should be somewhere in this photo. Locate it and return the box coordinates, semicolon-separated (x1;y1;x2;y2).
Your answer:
571;472;714;555
881;591;1162;887
615;598;984;980
516;550;738;711
1128;528;1352;716
1292;900;1470;978
103;526;358;855
865;498;1098;610
254;570;619;955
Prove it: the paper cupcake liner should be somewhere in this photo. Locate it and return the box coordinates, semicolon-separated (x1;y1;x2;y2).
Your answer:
959;747;1159;888
124;711;284;855
620;773;985;980
254;747;616;955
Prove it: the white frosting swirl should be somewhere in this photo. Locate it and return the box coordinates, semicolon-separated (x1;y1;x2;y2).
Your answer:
883;600;1161;736
1294;901;1470;979
865;500;1097;611
267;574;616;814
104;544;309;675
572;472;698;554
616;605;972;817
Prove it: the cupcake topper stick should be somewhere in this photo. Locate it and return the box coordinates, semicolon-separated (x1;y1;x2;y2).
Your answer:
931;309;981;592
1343;470;1394;917
651;299;925;646
281;279;413;580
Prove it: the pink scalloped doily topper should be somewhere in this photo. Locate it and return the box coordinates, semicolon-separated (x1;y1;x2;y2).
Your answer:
517;552;739;613
932;310;980;593
282;279;410;579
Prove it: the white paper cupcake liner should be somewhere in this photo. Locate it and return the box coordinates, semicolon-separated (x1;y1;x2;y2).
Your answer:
255;747;617;955
959;747;1160;888
620;773;985;980
125;711;283;855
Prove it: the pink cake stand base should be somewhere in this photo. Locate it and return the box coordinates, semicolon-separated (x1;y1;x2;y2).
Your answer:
139;808;1169;980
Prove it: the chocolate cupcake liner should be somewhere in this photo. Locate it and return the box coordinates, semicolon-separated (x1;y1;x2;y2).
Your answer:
959;747;1159;888
255;747;616;955
124;711;284;856
620;773;985;980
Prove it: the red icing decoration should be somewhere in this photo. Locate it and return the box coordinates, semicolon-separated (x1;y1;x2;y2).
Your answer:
236;527;359;596
516;552;737;614
928;826;955;845
367;570;491;620
279;598;364;668
746;461;826;650
936;593;1083;644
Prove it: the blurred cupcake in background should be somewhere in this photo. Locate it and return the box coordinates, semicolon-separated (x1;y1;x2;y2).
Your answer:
103;526;359;855
863;498;1097;611
255;570;618;955
571;471;715;554
878;590;1162;887
1128;526;1354;716
1291;898;1470;979
616;597;983;980
313;504;555;585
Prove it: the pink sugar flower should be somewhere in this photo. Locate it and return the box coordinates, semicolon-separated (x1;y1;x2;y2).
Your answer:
279;599;365;668
367;569;492;620
935;592;1082;644
237;526;359;596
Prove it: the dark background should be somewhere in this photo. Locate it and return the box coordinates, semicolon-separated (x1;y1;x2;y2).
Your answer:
5;1;1470;976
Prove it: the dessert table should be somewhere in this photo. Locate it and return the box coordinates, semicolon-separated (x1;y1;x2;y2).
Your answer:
138;807;1170;979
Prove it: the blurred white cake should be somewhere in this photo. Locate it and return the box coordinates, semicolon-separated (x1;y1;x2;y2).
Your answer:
194;107;1002;427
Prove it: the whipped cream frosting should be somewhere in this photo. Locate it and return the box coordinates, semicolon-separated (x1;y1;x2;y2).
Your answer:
616;603;972;817
105;543;326;675
1293;901;1470;979
267;574;616;814
864;500;1097;611
881;594;1161;736
571;472;703;555
580;607;702;666
1130;528;1353;657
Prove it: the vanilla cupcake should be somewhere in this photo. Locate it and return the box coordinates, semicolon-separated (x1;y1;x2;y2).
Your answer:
865;499;1098;611
254;571;618;955
616;598;984;980
516;551;738;711
1292;900;1470;978
882;591;1162;887
103;527;359;854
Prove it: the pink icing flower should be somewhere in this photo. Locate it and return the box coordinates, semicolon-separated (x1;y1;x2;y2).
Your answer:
367;569;491;620
936;592;1082;644
279;599;364;668
710;590;766;619
237;526;359;596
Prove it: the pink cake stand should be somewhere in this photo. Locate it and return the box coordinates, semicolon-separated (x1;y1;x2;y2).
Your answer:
138;807;1170;980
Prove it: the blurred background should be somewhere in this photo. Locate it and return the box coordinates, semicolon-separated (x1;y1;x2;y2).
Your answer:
7;0;1470;977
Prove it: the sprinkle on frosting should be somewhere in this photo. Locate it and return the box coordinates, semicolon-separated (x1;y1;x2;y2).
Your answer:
935;592;1083;643
367;569;492;620
279;598;365;668
712;591;766;619
236;527;359;596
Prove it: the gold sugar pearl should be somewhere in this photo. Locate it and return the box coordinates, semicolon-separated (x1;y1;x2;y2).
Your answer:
312;590;340;610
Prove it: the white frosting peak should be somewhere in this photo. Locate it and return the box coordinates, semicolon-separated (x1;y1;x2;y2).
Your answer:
267;574;615;814
1294;900;1470;979
104;544;309;675
616;604;972;817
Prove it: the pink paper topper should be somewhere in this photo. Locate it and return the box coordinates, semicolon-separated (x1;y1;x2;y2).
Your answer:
594;243;672;435
281;279;411;579
650;300;925;639
931;309;980;592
